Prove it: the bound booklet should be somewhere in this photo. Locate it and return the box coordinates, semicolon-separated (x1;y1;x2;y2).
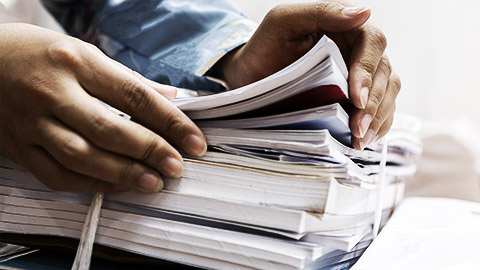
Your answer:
174;35;350;119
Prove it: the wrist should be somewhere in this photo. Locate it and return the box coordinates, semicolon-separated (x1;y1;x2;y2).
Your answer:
212;45;251;89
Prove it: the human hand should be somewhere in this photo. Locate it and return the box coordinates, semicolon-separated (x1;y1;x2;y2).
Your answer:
218;1;400;150
0;23;207;193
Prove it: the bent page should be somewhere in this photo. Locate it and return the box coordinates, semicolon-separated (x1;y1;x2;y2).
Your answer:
173;35;348;111
196;103;351;146
187;57;348;120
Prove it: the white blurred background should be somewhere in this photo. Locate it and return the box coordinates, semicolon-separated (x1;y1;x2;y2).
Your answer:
1;0;479;201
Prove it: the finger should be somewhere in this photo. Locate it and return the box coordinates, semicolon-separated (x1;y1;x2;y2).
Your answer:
80;48;206;156
50;42;206;156
107;55;177;100
375;112;395;142
266;2;370;36
352;112;394;150
36;117;164;193
355;111;394;149
366;72;400;138
20;145;118;192
351;102;393;150
347;23;388;110
50;81;185;179
354;72;400;149
144;78;177;100
350;56;391;138
128;69;177;101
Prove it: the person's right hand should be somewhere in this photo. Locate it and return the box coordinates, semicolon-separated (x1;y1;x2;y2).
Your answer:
217;1;400;151
0;23;207;193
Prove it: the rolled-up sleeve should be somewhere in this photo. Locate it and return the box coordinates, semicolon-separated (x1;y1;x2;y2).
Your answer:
43;0;257;91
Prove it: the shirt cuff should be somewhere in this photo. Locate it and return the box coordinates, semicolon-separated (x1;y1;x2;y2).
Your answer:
197;18;258;76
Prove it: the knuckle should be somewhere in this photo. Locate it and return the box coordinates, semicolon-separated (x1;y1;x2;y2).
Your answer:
368;88;384;108
117;161;142;185
390;73;402;94
162;110;190;139
59;137;89;163
139;135;160;161
380;56;392;76
370;28;387;50
121;79;152;112
90;115;120;144
358;58;377;78
374;109;389;125
47;39;87;67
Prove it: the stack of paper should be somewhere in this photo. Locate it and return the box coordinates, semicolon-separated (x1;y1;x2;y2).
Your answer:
0;36;422;269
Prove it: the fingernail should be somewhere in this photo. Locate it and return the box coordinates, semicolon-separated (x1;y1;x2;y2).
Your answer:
358;114;372;138
359;140;366;151
342;7;369;17
372;134;379;144
160;156;184;178
183;134;207;156
360;87;369;109
362;129;375;148
138;173;163;192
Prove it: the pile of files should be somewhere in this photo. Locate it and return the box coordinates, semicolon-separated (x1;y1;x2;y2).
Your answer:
0;36;422;269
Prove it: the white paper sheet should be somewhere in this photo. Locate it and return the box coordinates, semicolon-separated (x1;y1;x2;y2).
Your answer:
352;197;480;270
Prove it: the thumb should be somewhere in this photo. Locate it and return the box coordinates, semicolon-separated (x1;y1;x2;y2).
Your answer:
269;2;371;35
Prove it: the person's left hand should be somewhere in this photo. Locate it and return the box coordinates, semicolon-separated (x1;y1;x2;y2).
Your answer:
216;1;400;150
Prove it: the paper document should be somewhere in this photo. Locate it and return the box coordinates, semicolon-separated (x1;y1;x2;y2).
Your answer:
352;197;480;270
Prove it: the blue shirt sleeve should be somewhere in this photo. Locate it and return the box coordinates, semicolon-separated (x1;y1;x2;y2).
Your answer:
42;0;257;91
